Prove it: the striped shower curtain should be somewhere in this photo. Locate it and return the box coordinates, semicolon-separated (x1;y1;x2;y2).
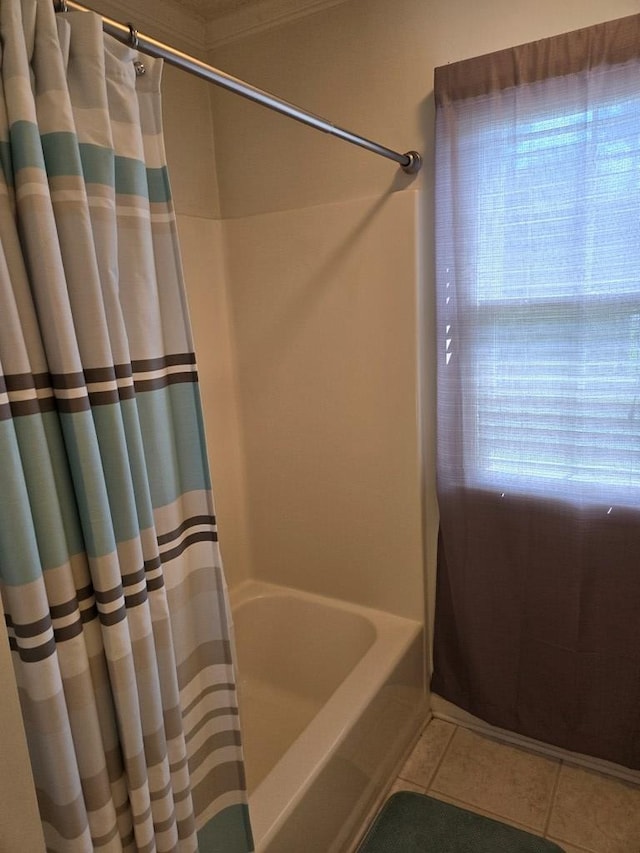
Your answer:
0;1;252;851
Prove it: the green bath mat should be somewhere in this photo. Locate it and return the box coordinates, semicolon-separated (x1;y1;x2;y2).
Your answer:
357;792;565;853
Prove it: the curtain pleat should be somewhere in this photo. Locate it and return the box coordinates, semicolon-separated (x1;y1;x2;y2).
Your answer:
0;2;252;850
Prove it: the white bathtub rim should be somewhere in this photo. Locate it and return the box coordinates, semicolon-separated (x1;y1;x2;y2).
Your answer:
229;577;416;623
230;580;423;850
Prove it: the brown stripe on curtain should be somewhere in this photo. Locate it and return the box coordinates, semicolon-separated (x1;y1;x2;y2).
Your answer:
156;514;217;546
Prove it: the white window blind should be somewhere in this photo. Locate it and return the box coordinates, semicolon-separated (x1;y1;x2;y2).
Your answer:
437;61;640;507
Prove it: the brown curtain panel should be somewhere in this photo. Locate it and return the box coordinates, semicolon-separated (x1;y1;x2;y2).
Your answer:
432;14;640;769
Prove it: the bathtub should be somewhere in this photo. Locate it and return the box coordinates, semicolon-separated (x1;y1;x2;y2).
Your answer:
229;580;427;853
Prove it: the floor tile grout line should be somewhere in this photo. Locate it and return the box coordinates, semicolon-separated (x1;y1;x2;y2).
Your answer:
542;758;563;838
424;721;459;791
425;725;565;839
395;719;458;791
396;722;639;853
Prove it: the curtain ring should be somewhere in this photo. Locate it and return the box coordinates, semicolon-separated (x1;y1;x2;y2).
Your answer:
126;22;139;50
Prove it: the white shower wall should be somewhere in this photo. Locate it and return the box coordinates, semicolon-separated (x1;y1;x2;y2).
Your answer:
222;192;424;619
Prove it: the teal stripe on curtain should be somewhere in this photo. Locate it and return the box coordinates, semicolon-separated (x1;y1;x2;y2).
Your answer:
145;164;173;203
135;384;213;506
96;399;156;535
0;414;84;582
0;420;50;587
9;120;47;172
88;405;154;547
114;153;156;199
0;383;213;576
58;411;119;560
3;126;172;201
78;141;114;186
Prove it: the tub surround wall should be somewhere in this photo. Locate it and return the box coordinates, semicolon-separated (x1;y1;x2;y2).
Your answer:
223;191;424;620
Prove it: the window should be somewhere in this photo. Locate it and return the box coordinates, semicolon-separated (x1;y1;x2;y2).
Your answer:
432;16;640;771
438;60;640;507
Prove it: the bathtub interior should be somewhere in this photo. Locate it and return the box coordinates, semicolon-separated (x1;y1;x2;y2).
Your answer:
233;592;378;791
229;580;427;853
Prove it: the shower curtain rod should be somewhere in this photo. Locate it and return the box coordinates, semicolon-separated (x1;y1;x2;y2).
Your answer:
54;0;422;174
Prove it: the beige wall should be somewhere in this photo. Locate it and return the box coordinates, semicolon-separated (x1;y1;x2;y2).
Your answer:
208;0;425;219
163;66;221;220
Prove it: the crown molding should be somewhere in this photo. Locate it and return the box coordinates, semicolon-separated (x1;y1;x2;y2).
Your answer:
77;0;208;56
75;0;353;58
205;0;350;50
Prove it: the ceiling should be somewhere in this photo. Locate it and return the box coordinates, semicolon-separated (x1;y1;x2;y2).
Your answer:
169;0;261;20
91;0;348;52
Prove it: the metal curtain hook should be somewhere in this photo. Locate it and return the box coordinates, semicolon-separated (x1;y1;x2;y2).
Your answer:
126;22;139;49
54;1;69;11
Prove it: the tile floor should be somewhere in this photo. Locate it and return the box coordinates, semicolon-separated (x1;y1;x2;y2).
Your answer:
387;718;640;853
